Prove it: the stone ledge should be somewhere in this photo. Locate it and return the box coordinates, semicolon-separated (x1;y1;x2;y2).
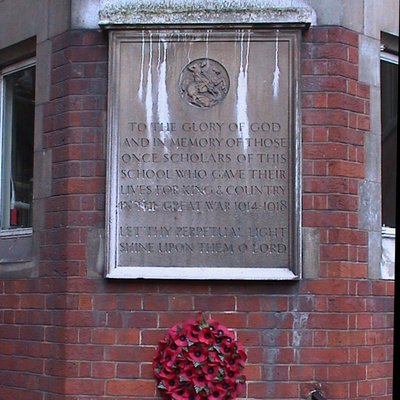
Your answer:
99;0;314;27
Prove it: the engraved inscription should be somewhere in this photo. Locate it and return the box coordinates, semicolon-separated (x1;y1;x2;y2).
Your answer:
117;118;290;263
179;58;230;108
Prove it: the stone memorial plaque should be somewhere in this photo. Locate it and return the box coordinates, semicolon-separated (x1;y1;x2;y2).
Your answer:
106;28;301;279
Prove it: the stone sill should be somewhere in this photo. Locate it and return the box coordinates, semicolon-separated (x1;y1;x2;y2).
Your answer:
0;229;33;264
99;0;315;27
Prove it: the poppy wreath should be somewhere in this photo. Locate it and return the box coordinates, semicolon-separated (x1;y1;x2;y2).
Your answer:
153;314;246;400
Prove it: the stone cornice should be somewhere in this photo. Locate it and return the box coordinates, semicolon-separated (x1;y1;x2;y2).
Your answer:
99;0;314;27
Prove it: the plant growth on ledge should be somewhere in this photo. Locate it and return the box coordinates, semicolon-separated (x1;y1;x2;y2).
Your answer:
153;313;246;400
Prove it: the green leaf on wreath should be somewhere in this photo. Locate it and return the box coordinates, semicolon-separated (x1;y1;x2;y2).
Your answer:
198;316;208;329
212;344;221;353
157;381;167;390
193;361;203;368
214;372;224;382
194;385;205;393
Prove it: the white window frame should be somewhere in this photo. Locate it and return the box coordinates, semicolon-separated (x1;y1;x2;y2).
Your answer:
0;57;35;237
380;50;398;65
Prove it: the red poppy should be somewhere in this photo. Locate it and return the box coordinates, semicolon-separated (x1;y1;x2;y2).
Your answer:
206;318;219;332
187;344;208;363
160;346;182;368
163;376;180;393
192;373;207;388
220;340;234;356
214;323;235;341
219;379;233;392
173;388;206;400
202;363;220;382
225;356;242;371
184;318;197;327
181;363;198;382
171;385;194;400
185;320;200;343
157;365;176;380
198;327;214;345
233;379;245;396
207;348;223;366
208;383;228;400
170;323;190;347
230;341;246;362
224;367;240;383
166;340;184;355
159;334;170;343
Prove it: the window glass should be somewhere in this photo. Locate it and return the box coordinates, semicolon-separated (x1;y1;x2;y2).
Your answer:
381;57;398;229
1;63;35;230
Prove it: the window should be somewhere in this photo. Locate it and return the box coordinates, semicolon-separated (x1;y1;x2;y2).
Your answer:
381;57;398;230
380;33;398;280
381;34;398;230
0;59;35;231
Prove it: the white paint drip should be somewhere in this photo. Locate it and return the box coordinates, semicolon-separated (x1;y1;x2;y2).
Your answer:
138;30;145;101
145;32;153;138
236;30;250;150
292;312;309;362
292;312;308;346
157;40;170;144
265;346;279;391
186;36;192;64
272;31;280;97
205;29;210;59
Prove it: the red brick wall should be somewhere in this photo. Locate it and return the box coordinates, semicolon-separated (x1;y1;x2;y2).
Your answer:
302;26;369;279
0;27;394;400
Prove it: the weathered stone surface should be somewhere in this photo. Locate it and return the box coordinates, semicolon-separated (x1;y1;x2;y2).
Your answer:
106;27;301;279
99;0;314;26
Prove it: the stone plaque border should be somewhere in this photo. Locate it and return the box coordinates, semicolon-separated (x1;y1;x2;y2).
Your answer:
105;27;302;280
